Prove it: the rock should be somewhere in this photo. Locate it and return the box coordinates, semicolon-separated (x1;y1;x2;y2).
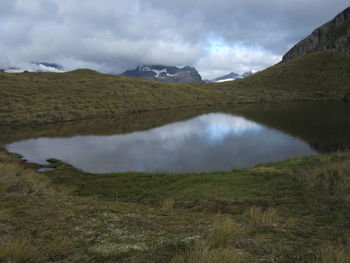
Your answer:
283;7;350;61
344;93;350;102
121;65;203;83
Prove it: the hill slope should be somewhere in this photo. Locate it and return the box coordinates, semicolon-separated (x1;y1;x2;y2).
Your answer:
1;52;350;125
283;6;350;61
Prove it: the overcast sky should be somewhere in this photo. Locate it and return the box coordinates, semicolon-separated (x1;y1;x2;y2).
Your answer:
0;0;349;79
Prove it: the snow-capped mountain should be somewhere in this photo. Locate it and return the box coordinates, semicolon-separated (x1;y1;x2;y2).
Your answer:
209;70;258;83
5;62;64;73
121;65;203;83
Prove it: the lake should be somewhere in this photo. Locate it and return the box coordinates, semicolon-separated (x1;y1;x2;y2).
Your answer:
3;102;350;173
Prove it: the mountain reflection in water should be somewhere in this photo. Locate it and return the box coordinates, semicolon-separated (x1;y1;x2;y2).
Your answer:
6;113;316;173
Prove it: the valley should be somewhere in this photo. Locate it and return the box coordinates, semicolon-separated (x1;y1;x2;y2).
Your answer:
1;5;350;263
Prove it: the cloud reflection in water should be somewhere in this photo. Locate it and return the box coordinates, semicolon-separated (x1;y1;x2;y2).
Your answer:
6;113;316;173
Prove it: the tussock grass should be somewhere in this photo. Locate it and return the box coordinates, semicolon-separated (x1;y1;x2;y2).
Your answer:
0;163;51;196
243;207;278;228
161;198;175;210
171;215;247;263
2;150;350;261
0;239;43;263
300;159;350;204
208;215;244;248
315;243;350;263
0;152;17;163
0;162;72;197
170;240;247;263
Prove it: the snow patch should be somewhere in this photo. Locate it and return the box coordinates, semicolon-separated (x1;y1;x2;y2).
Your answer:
153;69;167;77
215;78;238;83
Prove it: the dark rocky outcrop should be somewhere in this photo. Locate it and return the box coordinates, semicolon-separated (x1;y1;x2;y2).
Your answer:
283;7;350;61
121;65;203;83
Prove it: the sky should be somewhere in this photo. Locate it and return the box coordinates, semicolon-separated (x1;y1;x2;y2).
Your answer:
0;0;349;79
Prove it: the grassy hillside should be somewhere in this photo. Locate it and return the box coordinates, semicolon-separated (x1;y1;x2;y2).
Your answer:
1;51;350;125
214;51;350;99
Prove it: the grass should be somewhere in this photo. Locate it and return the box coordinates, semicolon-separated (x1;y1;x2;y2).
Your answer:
304;160;350;198
243;207;278;228
161;199;176;210
170;240;247;263
1;51;350;261
1;51;350;125
170;216;247;263
0;239;43;263
208;215;244;248
2;149;350;262
315;243;350;263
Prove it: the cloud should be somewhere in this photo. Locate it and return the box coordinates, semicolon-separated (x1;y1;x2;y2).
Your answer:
197;40;281;79
0;0;349;78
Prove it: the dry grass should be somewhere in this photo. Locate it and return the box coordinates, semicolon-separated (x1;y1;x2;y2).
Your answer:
171;215;247;263
300;159;350;204
315;243;350;263
0;239;43;263
161;198;175;210
1;149;350;261
0;162;72;197
243;207;278;228
208;215;244;248
0;163;51;196
170;240;247;263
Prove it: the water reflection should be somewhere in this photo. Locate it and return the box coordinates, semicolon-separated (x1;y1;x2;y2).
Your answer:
6;113;316;173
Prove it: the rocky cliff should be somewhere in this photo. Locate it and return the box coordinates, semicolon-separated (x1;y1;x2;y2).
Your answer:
283;7;350;61
121;65;203;83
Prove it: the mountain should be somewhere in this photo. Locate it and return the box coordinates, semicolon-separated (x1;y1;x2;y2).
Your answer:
121;65;203;83
5;62;64;73
209;70;257;83
283;6;350;61
211;72;241;82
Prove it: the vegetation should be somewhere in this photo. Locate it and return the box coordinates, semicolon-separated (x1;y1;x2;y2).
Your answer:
1;51;350;261
1;51;350;125
1;149;350;262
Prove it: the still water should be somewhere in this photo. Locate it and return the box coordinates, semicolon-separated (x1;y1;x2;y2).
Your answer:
6;112;316;173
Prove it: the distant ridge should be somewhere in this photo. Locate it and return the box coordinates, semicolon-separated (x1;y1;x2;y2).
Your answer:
283;6;350;61
121;65;203;83
5;62;64;73
208;70;257;83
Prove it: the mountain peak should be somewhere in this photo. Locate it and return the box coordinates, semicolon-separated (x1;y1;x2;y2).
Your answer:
121;65;202;83
209;70;257;83
283;6;350;61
